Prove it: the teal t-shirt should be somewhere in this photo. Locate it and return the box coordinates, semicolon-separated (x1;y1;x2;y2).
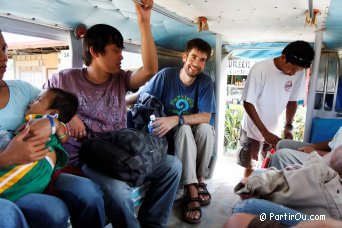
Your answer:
0;80;40;131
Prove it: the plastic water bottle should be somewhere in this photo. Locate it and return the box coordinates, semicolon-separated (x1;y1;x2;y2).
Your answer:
148;115;156;134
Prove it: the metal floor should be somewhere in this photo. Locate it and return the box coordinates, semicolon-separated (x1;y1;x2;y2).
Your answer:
167;153;243;228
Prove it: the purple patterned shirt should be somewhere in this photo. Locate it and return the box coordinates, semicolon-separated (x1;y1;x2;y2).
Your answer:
44;68;132;164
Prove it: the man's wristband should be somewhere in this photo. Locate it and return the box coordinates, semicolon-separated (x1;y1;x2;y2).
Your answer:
46;115;56;135
284;123;293;130
178;115;184;126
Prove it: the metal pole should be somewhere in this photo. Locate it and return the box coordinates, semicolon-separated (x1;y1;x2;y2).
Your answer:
304;30;323;142
308;0;313;19
210;34;224;178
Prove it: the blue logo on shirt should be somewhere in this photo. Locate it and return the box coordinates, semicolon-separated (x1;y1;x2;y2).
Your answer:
169;95;194;115
176;99;190;115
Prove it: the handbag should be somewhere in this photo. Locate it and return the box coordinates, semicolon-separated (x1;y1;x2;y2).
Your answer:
79;128;168;187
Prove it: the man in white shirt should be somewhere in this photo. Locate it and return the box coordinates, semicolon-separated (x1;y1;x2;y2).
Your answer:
237;40;315;177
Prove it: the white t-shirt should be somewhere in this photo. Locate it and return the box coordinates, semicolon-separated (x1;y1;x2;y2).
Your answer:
329;127;342;150
241;58;305;141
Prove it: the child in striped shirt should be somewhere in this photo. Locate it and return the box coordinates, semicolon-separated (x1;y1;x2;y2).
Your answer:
0;88;78;201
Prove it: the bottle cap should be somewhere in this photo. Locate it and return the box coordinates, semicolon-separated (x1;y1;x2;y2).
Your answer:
150;115;156;121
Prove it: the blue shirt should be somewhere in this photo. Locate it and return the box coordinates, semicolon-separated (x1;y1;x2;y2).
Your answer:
141;67;216;122
0;80;40;131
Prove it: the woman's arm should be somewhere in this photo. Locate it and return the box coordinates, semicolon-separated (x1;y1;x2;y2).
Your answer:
0;125;49;168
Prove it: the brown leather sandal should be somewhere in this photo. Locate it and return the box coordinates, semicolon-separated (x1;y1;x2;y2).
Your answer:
182;195;202;224
197;182;211;206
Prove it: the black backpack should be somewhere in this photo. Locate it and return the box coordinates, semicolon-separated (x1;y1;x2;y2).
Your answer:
130;92;175;154
79;128;168;187
130;92;167;133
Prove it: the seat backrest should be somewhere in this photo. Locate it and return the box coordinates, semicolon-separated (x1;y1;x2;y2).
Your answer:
310;117;342;143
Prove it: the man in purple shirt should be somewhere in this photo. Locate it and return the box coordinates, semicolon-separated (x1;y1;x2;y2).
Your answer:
44;1;181;227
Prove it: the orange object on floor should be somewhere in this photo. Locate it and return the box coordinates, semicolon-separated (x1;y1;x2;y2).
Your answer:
261;148;275;168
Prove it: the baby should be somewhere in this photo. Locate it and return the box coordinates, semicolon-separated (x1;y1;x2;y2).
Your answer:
0;88;78;201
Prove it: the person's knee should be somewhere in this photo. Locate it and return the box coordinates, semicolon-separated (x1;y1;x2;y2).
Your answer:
1;199;27;224
195;124;215;147
196;123;214;136
276;139;293;150
102;181;132;206
224;213;256;228
17;194;69;227
44;197;69;224
77;180;103;207
47;203;70;226
176;125;192;137
165;155;182;176
269;149;287;165
57;174;103;208
102;187;133;215
274;148;288;156
2;199;21;215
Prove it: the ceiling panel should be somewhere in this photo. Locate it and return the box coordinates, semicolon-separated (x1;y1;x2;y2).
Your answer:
1;0;341;57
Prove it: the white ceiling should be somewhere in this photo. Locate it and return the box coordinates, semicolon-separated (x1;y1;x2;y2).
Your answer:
154;0;330;45
1;0;337;54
